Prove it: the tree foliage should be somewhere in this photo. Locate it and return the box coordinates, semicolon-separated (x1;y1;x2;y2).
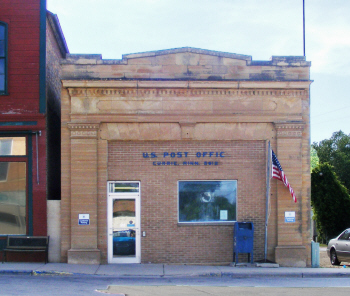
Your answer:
310;147;319;172
311;163;350;241
312;131;350;192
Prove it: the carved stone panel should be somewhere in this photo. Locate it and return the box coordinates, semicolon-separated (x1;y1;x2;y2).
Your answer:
68;123;100;139
274;122;304;138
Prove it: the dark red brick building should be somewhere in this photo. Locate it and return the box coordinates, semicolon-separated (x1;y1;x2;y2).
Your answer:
0;0;68;261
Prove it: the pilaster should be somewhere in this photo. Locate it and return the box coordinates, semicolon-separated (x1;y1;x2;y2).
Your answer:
67;123;101;264
273;122;307;267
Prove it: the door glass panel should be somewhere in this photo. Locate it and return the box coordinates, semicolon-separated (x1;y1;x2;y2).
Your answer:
112;199;136;257
0;162;26;235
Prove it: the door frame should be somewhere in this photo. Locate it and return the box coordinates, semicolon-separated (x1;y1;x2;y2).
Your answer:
107;181;141;264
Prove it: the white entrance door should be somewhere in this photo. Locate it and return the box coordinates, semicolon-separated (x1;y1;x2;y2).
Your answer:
107;181;141;263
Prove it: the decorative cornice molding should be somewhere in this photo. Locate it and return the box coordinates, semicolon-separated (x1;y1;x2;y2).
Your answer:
67;87;308;98
274;122;305;138
68;123;100;139
68;123;100;130
62;78;311;89
68;88;87;96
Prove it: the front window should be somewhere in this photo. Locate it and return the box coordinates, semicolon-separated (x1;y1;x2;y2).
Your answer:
0;137;27;235
178;180;237;223
0;22;7;94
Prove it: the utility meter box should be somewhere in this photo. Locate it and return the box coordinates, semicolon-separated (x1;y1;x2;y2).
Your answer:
233;222;254;264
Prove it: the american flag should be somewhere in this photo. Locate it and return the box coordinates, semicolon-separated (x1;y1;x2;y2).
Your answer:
271;150;297;203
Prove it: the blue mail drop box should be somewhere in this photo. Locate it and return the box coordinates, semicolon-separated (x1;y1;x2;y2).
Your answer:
233;222;254;264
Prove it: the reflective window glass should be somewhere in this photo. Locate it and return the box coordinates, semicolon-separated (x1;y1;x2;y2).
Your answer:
0;137;26;155
112;199;136;256
339;230;350;240
0;59;4;92
0;162;26;235
0;40;4;57
178;181;237;223
0;25;4;39
0;23;6;93
109;182;139;193
0;74;4;91
0;55;4;70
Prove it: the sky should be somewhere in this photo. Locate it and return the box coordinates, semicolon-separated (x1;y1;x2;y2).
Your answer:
47;0;350;143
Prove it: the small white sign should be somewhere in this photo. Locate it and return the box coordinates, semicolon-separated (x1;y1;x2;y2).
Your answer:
285;211;295;223
79;214;90;225
220;210;228;220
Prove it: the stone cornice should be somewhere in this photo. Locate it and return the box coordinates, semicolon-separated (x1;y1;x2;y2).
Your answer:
63;80;311;90
274;122;305;138
68;123;100;139
67;87;309;98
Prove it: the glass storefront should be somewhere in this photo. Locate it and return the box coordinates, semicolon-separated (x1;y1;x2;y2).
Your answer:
0;137;27;235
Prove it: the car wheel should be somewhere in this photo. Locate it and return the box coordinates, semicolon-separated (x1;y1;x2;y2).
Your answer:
330;249;341;265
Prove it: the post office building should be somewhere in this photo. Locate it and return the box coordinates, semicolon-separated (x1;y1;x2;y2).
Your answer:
60;47;311;267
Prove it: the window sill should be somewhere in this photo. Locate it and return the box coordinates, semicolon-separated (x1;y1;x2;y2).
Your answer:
177;222;235;226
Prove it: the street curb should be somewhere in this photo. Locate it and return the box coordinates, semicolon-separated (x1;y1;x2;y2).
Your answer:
32;271;74;276
0;270;73;276
0;270;33;275
2;269;350;278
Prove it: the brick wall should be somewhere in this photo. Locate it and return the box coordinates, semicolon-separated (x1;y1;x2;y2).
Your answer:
107;140;266;264
45;14;66;200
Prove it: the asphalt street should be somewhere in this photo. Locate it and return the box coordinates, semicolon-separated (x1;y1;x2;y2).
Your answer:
1;274;350;296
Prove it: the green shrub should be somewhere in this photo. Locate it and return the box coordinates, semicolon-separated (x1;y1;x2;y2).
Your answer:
311;163;350;241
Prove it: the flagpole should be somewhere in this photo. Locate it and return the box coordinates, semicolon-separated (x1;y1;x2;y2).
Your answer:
264;141;271;262
303;0;306;56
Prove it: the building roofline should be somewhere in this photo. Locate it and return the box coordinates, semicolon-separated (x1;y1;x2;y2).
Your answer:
47;10;69;57
122;47;253;61
64;47;310;67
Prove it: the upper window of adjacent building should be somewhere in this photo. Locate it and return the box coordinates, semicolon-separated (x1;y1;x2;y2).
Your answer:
178;180;237;223
0;22;8;94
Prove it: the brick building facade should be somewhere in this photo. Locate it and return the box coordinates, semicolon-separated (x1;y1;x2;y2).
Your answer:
60;48;312;267
0;1;67;262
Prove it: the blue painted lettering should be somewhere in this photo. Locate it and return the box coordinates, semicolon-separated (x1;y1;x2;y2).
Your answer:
204;161;219;165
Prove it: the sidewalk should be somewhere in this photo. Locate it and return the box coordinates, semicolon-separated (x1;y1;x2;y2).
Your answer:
1;262;350;278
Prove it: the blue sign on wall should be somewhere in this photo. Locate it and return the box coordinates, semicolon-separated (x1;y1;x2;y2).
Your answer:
79;214;90;225
285;211;296;223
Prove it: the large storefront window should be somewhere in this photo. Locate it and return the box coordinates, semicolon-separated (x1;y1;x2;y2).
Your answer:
178;180;237;223
0;137;27;235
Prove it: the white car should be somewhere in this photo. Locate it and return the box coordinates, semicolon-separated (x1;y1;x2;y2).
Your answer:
327;229;350;265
